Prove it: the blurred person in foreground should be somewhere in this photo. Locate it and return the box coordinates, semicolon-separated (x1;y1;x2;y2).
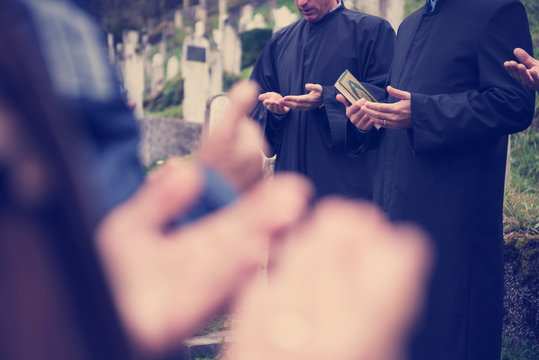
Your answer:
0;0;432;359
504;47;539;91
337;0;535;358
0;71;431;359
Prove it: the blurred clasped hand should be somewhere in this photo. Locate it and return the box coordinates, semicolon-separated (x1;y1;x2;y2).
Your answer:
96;81;432;359
97;157;312;353
226;199;431;360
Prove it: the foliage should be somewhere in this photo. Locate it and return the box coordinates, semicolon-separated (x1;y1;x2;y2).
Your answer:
501;338;539;360
404;0;423;17
277;0;301;15
240;65;253;80
146;104;183;118
196;314;229;336
223;72;241;92
505;115;539;233
504;231;539;289
521;0;539;56
90;0;183;32
240;28;273;69
143;75;184;112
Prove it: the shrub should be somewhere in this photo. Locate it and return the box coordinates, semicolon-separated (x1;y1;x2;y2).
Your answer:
143;74;184;112
240;28;272;69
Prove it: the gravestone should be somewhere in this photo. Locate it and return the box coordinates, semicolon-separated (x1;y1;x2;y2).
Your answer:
151;52;165;96
195;3;207;26
204;94;230;138
218;0;227;29
174;9;183;29
385;0;404;30
356;0;403;30
238;5;254;32
166;56;180;80
273;6;298;32
107;33;115;63
142;36;152;96
247;14;267;31
122;30;144;118
182;21;211;124
209;42;223;96
222;21;241;76
356;0;380;15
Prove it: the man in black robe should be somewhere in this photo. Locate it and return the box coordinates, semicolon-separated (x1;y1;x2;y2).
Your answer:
338;0;535;359
250;0;395;199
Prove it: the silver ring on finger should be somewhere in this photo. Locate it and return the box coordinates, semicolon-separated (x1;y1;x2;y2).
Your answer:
383;119;386;126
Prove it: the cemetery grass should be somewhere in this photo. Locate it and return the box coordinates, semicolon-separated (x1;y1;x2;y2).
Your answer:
502;113;539;359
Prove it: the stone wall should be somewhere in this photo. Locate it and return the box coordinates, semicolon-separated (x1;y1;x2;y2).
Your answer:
137;117;202;167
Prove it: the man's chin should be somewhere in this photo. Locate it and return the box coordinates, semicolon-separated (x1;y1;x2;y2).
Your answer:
302;11;321;22
304;15;321;22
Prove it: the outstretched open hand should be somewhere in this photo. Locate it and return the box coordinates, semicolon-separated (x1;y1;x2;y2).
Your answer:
281;83;323;111
259;92;290;115
504;48;539;91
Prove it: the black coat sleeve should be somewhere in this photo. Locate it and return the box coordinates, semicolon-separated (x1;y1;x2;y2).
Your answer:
409;2;535;154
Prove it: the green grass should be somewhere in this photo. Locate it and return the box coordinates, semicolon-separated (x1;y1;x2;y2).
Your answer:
240;65;253;79
501;338;539;360
146;104;183;118
404;0;424;16
196;314;229;336
504;115;539;234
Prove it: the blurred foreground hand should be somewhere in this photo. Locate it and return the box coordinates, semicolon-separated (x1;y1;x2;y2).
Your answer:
199;81;267;191
97;80;312;354
226;199;432;360
97;158;311;353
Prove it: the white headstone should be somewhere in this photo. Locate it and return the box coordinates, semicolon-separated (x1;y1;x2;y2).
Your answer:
355;0;403;30
151;52;165;96
205;94;230;137
166;56;180;80
174;9;183;29
210;43;223;96
142;42;152;97
195;4;207;26
107;33;115;64
181;21;211;124
218;0;228;30
385;0;404;30
122;30;144;118
246;13;267;31
222;22;241;76
273;6;299;32
239;5;254;32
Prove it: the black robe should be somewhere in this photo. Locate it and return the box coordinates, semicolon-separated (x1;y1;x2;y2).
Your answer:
345;0;535;358
250;4;395;199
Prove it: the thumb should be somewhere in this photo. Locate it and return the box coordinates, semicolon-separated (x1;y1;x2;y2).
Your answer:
305;83;323;93
514;48;537;68
336;93;351;106
258;92;274;101
387;86;411;101
128;158;204;228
